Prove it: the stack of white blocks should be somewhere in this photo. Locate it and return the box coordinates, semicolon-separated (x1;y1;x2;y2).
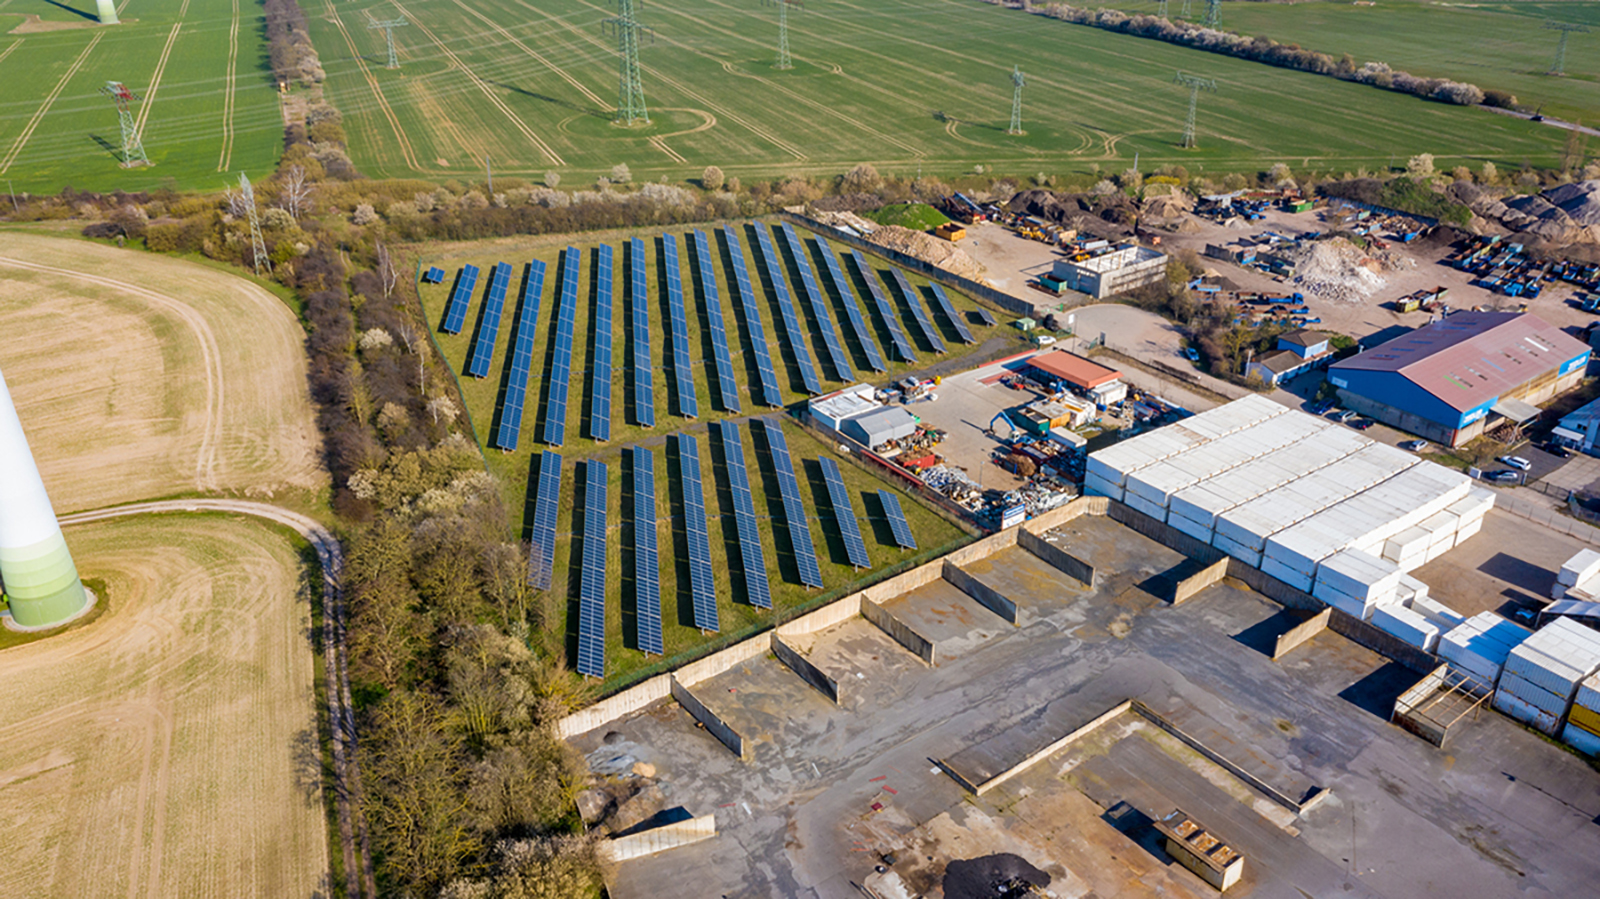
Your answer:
1553;549;1600;601
1437;612;1533;693
1563;673;1600;756
1491;618;1600;736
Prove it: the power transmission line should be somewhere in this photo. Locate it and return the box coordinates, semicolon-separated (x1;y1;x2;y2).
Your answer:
239;173;271;276
1202;0;1220;27
1008;65;1025;135
1173;70;1217;149
766;0;803;71
99;81;150;168
367;16;409;70
602;0;653;125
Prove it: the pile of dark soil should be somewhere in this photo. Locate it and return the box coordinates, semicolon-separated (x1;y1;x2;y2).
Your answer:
941;853;1052;899
1008;189;1136;238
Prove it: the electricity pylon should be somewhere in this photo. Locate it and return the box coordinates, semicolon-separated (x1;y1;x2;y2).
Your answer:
99;81;150;168
1180;0;1192;18
1202;0;1220;27
240;173;271;276
367;16;408;70
1547;21;1589;76
1008;66;1026;135
1157;0;1168;18
1173;71;1217;149
602;0;653;125
765;0;803;71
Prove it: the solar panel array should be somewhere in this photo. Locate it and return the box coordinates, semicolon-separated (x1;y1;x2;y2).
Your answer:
819;457;871;569
662;235;700;419
886;268;946;354
716;422;773;609
879;490;918;549
577;460;608;678
542;248;581;446
466;262;512;378
629;238;655;427
777;223;854;383
441;264;480;334
529;451;562;590
675;434;719;631
589;245;614;441
813;236;885;373
752;225;822;395
630;447;663;655
928;283;976;344
423;266;446;284
723;226;783;407
850;251;916;364
690;230;742;413
492;260;547;451
759;419;823;588
973;306;997;327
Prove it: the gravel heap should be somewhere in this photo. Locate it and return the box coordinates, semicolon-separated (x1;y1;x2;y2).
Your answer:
1544;180;1600;226
1287;237;1388;303
865;225;987;281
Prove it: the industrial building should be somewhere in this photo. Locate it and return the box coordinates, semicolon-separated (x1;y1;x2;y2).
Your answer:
806;383;919;449
1244;329;1333;387
1554;396;1600;455
1328;311;1590;447
1049;244;1167;299
1027;349;1128;406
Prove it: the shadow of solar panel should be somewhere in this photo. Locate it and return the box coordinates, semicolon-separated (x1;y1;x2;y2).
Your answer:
752;225;822;395
630;447;663;655
849;251;916;364
577;460;608;678
819;457;871;569
662;235;700;419
543;247;581;446
675;434;719;632
467;261;512;378
691;230;741;413
928;283;975;344
778;223;854;383
716;421;771;609
886;268;946;354
589;245;614;441
722;226;783;407
629;238;655;427
973;306;997;327
759;419;822;588
441;264;480;334
879;490;918;549
529;451;562;590
813;236;885;373
492;259;548;451
424;266;446;284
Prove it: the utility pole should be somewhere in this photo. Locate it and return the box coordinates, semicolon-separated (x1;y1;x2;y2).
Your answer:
486;156;493;195
1157;0;1168;17
1547;21;1589;76
1008;66;1026;135
1173;71;1217;149
602;0;653;125
765;0;803;71
239;173;271;277
1202;0;1221;27
99;82;151;168
367;16;408;70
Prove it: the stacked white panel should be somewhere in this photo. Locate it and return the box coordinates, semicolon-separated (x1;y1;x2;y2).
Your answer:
1408;594;1466;631
1564;672;1600;755
1372;603;1443;652
1555;549;1600;600
1123;414;1325;513
1446;488;1494;548
1212;443;1416;555
1312;549;1403;617
1495;618;1600;735
1086;395;1289;499
1438;613;1532;690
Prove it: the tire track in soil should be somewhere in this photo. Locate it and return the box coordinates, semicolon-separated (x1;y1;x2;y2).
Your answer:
321;0;421;171
216;0;239;171
447;0;611;112
0;38;23;68
0;32;102;174
134;22;183;139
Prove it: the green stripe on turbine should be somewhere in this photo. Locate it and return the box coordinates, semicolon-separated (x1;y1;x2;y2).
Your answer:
1;531;88;628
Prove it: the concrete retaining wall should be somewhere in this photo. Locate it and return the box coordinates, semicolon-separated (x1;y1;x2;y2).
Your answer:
1172;557;1230;605
674;634;772;688
1272;608;1332;660
771;634;841;704
943;560;1019;624
670;676;750;760
1326;609;1438;673
945;700;1132;794
775;592;862;639
1019;528;1095;586
604;814;717;862
861;596;937;666
1024;494;1110;534
1130;701;1325;814
555;675;673;740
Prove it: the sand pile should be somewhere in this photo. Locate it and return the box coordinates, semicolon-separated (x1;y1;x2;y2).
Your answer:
1287;237;1387;303
867;225;986;280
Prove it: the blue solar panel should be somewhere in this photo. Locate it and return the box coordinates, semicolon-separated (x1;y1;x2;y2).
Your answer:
722;226;783;407
675;434;719;631
973;306;997;327
716;421;772;609
631;447;663;655
777;223;854;383
440;264;480;334
812;236;885;373
879;490;918;550
423;266;446;284
690;230;741;413
849;251;916;364
751;225;822;395
886;268;946;354
629;238;655;427
492;260;547;451
529;451;562;590
588;245;614;441
759;419;822;588
466;261;512;378
927;283;976;344
542;248;581;446
577;460;608;678
662;235;700;419
819;457;871;569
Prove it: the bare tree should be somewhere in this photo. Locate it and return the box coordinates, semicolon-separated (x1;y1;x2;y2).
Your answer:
395;320;427;396
281;164;315;219
376;240;398;301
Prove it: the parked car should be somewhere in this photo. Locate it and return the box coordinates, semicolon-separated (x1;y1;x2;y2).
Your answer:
1400;439;1429;452
1336;409;1359;423
1543;442;1573;459
1308;399;1335;415
1352;418;1376;430
1184;347;1200;363
1033;334;1057;346
1498;455;1532;471
1483;470;1521;483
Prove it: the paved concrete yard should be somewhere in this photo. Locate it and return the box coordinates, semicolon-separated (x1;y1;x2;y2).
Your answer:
1413;508;1587;619
577;515;1600;899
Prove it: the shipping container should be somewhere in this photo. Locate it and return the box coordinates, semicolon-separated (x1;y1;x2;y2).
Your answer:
1492;689;1563;736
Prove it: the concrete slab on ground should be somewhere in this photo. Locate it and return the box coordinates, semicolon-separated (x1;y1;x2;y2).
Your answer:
1411;508;1587;619
875;578;1010;659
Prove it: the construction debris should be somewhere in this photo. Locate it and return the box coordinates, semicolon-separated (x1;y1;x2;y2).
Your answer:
1286;237;1388;303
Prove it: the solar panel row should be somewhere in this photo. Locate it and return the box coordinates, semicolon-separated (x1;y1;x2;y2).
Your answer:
542;248;581;446
813;236;886;373
441;264;480;334
716;422;772;609
973;306;997;327
819;457;871;569
466;261;512;378
674;433;719;631
662;235;700;419
849;251;917;364
879;490;918;550
588;245;614;441
928;283;976;344
577;460;608;678
492;260;547;451
777;223;854;383
886;268;946;354
629;238;655;427
690;230;742;413
752;225;822;395
722;226;783;407
529;451;562;590
759;419;823;588
630;447;664;655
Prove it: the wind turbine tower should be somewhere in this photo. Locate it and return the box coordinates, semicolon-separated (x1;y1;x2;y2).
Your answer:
96;0;118;24
0;366;90;630
1008;66;1026;135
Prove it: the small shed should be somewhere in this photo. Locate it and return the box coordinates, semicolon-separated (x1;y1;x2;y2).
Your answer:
843;406;918;447
1013;317;1038;332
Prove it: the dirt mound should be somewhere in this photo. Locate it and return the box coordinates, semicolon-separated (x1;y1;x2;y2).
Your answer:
1287;237;1388;303
1544;180;1600;226
810;209;879;234
866;225;986;280
1142;190;1195;221
1008;189;1135;238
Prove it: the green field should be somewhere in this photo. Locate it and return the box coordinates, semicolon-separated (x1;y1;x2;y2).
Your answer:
309;0;1566;185
1093;0;1600;127
0;0;282;193
416;220;993;682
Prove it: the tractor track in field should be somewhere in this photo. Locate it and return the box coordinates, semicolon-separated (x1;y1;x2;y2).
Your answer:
322;0;421;171
0;38;22;68
134;22;183;140
447;0;610;113
217;0;239;171
0;31;101;174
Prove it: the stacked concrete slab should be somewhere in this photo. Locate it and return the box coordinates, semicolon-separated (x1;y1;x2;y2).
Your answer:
1492;618;1600;736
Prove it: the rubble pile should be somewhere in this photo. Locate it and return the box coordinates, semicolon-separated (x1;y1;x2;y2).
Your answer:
1287;237;1388;302
921;465;983;509
810;209;880;235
